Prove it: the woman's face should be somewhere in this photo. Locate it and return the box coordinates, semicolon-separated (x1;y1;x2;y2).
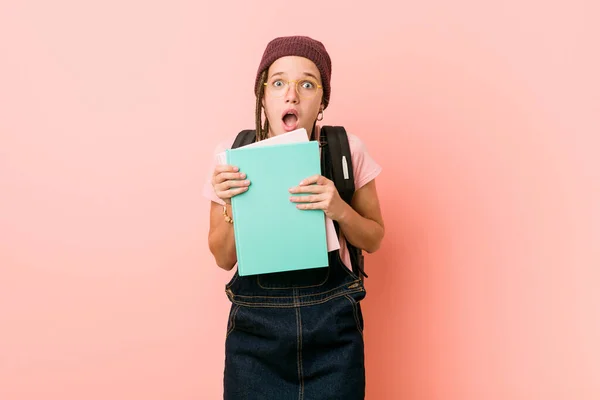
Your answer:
262;56;324;137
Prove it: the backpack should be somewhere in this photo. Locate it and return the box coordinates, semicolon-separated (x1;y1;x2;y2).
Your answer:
231;126;368;280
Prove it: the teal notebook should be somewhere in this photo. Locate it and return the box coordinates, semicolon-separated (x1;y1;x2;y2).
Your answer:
226;140;329;276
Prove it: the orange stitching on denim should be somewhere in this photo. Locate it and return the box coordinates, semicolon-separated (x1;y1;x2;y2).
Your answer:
229;288;365;308
345;295;363;336
230;280;360;300
295;290;305;400
226;304;240;339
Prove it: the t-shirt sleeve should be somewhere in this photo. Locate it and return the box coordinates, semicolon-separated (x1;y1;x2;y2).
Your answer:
201;137;233;206
348;132;382;190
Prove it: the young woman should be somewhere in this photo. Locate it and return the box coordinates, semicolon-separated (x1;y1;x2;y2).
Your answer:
203;36;384;400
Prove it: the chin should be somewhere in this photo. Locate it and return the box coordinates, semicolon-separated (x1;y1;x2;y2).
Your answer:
270;127;284;136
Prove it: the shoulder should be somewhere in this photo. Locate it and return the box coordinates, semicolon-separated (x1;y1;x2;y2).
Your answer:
317;125;382;190
318;126;375;159
345;131;383;190
318;127;373;158
346;131;369;156
211;129;258;154
211;133;236;154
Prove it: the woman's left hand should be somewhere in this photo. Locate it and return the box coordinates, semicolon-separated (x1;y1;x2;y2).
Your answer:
289;175;349;221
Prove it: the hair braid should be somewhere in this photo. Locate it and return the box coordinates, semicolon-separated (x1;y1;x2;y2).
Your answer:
255;70;269;141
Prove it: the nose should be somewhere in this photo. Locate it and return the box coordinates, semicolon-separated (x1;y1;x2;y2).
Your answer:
284;81;299;103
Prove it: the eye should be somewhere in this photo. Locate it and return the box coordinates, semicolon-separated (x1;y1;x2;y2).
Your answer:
301;80;315;89
272;79;284;88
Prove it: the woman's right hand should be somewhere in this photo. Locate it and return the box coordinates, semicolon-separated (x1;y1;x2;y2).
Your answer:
211;165;250;204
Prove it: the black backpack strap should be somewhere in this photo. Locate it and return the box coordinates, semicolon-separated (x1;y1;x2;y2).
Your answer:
320;126;367;279
232;129;256;149
320;126;355;205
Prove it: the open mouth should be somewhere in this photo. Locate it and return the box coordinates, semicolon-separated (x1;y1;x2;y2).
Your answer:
281;109;299;131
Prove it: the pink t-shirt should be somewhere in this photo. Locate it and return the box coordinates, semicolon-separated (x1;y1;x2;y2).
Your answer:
202;125;382;271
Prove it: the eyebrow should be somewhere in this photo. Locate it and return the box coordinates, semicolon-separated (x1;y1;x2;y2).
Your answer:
270;72;320;81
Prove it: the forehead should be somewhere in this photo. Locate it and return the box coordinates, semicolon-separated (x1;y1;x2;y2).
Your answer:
267;56;321;80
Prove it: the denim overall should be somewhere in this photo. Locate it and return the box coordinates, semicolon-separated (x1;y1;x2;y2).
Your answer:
223;251;366;400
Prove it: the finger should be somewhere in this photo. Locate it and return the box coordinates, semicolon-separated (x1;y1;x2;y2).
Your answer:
296;201;327;210
290;194;326;203
214;171;247;184
298;175;318;185
228;186;250;196
217;186;249;199
289;185;326;194
298;175;325;186
217;179;251;191
213;164;239;176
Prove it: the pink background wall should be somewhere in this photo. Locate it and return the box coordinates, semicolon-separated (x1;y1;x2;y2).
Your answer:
1;1;598;399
